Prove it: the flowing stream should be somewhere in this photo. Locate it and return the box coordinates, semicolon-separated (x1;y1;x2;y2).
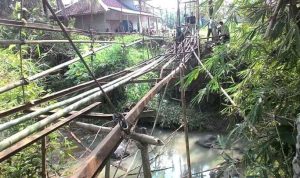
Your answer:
95;127;241;178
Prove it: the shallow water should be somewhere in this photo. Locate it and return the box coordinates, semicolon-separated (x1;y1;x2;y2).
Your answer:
98;127;241;178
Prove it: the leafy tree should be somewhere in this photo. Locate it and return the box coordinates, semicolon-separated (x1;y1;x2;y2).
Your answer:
186;0;300;176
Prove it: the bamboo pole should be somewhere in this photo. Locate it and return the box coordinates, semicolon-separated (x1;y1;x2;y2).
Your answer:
0;38;160;46
75;122;164;146
180;45;192;178
0;39;123;45
75;122;112;133
0;70;128;118
137;142;152;178
0;37;160;95
72;64;188;178
0;55;166;132
105;158;110;178
41;137;47;178
0;103;100;161
0;56;167;150
264;0;284;38
71;41;195;177
0;18;131;36
0;44;111;94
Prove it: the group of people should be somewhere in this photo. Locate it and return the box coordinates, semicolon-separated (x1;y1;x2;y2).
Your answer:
207;18;230;43
184;13;196;34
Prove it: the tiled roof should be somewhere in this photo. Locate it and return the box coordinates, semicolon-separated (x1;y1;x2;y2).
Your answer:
56;0;154;17
102;0;139;11
56;0;105;16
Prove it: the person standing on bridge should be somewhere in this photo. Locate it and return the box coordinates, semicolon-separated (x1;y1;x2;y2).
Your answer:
189;12;196;35
207;18;216;41
218;21;230;43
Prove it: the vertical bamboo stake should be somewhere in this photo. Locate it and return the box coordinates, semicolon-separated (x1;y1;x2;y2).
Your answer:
41;137;47;178
139;143;151;178
180;40;192;178
196;0;201;66
136;128;152;178
105;158;110;178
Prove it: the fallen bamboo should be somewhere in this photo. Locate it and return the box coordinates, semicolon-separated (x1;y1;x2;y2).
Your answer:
0;55;168;150
71;50;194;178
0;102;100;162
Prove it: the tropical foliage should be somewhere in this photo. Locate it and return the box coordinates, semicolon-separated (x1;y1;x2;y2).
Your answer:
186;0;300;176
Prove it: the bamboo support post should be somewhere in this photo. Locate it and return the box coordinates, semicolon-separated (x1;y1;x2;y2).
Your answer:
105;158;110;178
180;48;192;178
41;137;47;178
136;142;152;178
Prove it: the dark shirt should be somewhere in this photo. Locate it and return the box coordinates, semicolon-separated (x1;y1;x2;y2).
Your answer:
185;16;190;24
189;16;196;24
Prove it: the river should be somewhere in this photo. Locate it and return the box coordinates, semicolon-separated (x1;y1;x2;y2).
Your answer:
96;127;241;178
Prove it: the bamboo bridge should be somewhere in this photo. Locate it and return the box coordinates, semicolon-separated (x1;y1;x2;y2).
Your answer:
0;0;207;177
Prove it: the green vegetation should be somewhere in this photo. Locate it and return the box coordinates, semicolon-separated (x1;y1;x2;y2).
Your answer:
66;35;149;84
185;0;300;177
1;0;300;177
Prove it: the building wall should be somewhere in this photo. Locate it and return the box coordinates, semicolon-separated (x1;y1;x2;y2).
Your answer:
73;11;157;33
106;10;140;32
74;13;107;32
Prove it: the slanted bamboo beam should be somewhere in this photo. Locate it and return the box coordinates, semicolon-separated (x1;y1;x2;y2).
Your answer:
0;70;128;118
125;39;143;47
0;44;112;94
0;102;100;161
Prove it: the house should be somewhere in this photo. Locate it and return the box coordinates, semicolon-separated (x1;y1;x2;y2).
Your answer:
56;0;160;33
